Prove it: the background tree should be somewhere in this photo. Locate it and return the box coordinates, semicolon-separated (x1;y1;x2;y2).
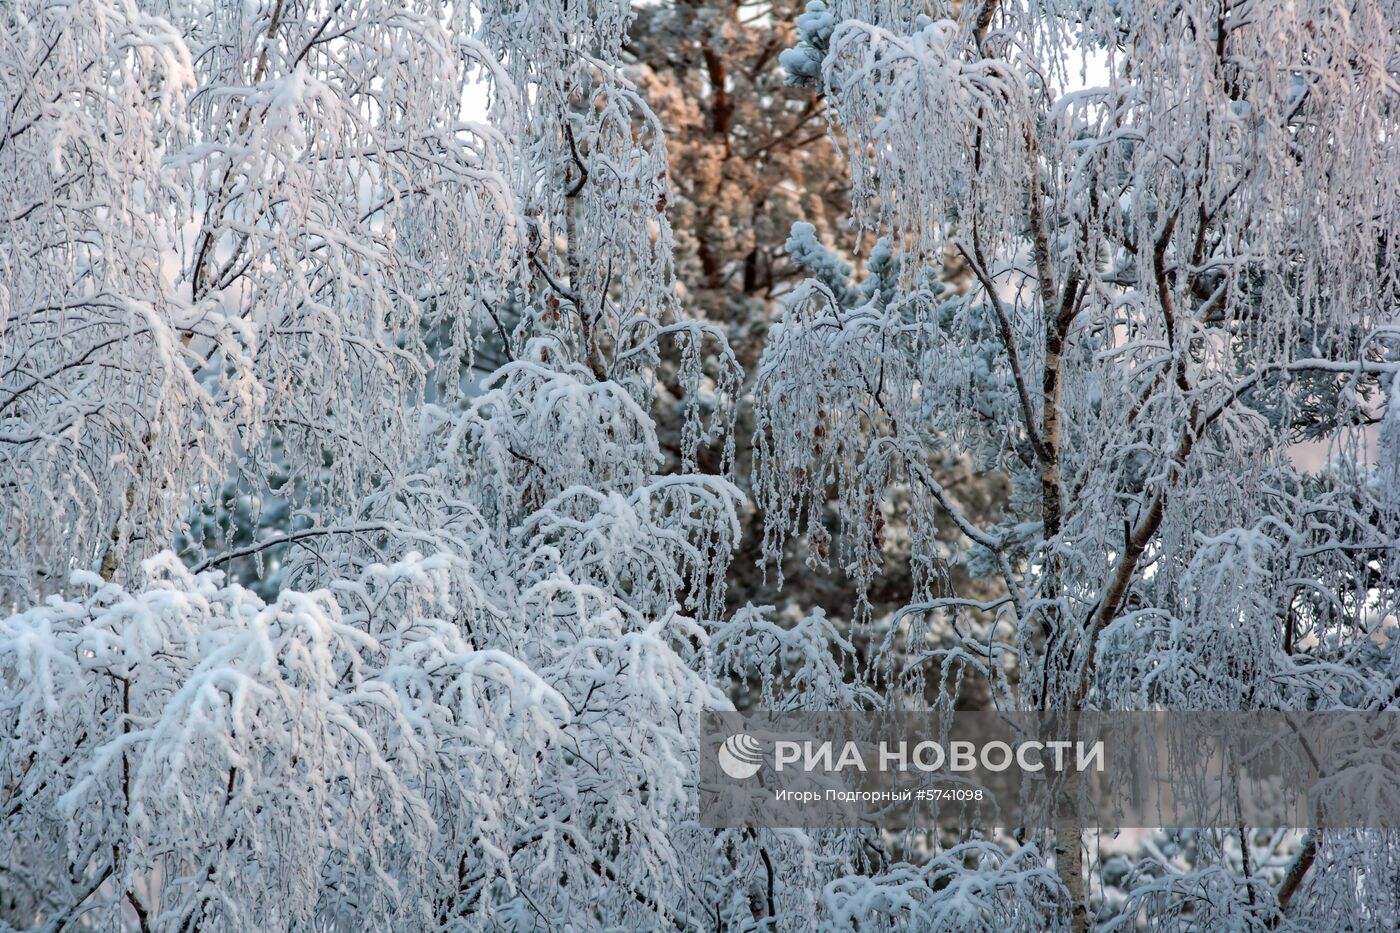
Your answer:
629;0;1009;652
628;0;848;337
